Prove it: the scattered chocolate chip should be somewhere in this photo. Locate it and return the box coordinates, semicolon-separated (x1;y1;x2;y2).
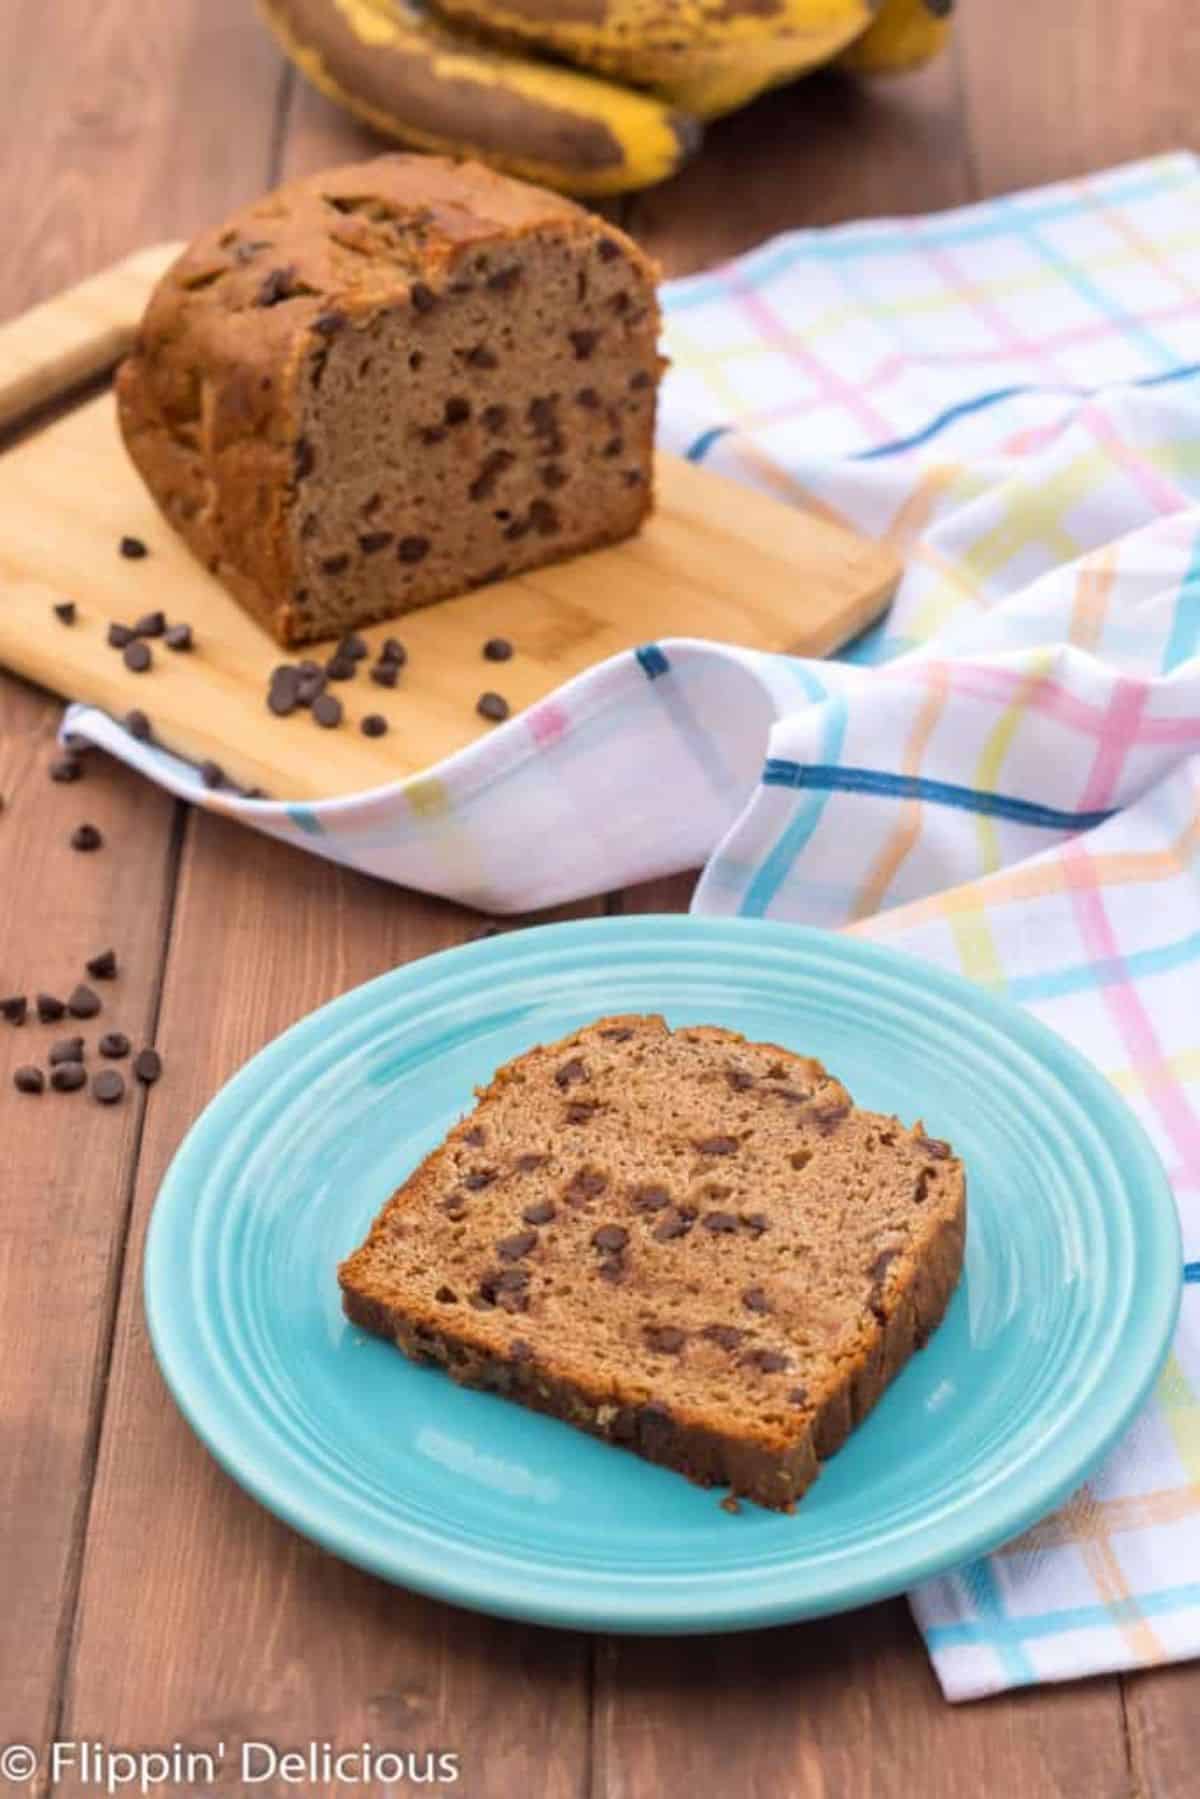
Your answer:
576;387;600;409
631;1184;669;1212
483;636;513;662
497;1229;538;1262
70;823;103;852
325;655;356;682
123;640;152;673
522;1199;556;1225
592;1224;628;1253
1;995;27;1025
369;662;399;689
704;1324;745;1351
555;1058;588;1089
811;1102;851;1135
358;531;394;555
92;1069;124;1105
67;983;101;1019
514;1153;548;1174
435;1284;458;1304
49;1037;84;1065
99;1031;130;1059
541;462;568;490
602;436;623;458
119;536;148;560
486;264;522;293
133;1047;162;1085
200;760;225;790
50;1061;87;1092
914;1169;931;1204
85;948;117;980
476;692;509;723
643;1324;686;1355
726;1069;755;1092
469;450;515;502
743;1348;789;1373
597;1256;625;1284
36;994;65;1023
339;633;369;661
918;1134;952;1159
742;1212;770;1236
569;329;599;360
380;638;407;666
564;1168;607;1204
257;265;297;307
410;281;436;314
312;309;347;337
320;553;350;577
312;694;342;729
597;238;622;262
630;369;652;389
444;395;472;425
653;1210;694;1241
419;425;446;446
599;1026;633;1041
107;622;134;648
695;1135;739;1156
13;1065;44;1094
133;610;165;638
787;1386;809;1408
481;403;509;433
528;498;560;537
702;1211;739;1233
54;601;76;625
268;666;301;715
49;755;82;784
462;1126;485;1147
361;714;388;739
565;1101;596;1124
742;1287;772;1314
397;536;429;565
125;708;152;741
466;345;497;369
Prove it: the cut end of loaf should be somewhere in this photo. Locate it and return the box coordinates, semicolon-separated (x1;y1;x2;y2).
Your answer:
339;1014;967;1510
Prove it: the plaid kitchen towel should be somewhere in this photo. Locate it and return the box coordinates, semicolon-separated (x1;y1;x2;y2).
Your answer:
69;152;1200;1697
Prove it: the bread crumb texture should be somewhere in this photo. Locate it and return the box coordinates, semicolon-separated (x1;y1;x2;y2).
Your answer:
340;1014;966;1509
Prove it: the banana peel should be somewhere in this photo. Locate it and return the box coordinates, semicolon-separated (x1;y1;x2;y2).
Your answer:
259;0;700;195
260;0;956;195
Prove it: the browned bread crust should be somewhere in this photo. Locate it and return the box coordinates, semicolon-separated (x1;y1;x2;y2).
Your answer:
117;154;661;646
339;1014;966;1510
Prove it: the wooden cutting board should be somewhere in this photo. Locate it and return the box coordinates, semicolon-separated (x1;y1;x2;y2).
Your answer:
0;245;899;801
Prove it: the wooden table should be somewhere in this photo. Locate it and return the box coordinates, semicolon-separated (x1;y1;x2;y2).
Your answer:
1;3;1196;1792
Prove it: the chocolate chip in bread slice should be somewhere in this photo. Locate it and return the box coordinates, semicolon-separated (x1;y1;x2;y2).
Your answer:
117;155;662;647
339;1014;966;1511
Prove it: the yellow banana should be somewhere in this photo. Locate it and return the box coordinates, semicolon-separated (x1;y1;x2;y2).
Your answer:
837;0;953;75
258;0;701;195
427;0;879;118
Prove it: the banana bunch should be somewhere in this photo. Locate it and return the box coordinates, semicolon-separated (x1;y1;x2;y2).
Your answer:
259;0;955;196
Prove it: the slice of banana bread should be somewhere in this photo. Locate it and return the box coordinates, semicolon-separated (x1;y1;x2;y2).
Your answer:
339;1015;966;1510
117;154;661;646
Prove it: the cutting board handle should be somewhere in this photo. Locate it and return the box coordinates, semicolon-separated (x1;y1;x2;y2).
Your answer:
0;242;182;435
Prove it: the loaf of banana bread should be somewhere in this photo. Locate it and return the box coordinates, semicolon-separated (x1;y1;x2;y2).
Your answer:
339;1014;966;1510
117;155;661;646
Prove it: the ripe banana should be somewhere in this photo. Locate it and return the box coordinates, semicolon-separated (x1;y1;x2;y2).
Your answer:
428;0;880;119
259;0;701;195
838;0;954;75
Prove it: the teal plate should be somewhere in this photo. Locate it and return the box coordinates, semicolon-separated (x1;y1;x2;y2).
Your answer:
145;917;1181;1633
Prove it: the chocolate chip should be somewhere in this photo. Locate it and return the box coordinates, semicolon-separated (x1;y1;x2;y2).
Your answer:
787;1386;809;1408
99;1031;130;1059
466;345;497;369
914;1169;931;1205
13;1065;44;1094
320;553;350;577
324;656;356;682
486;264;522;292
597;1256;626;1284
477;1266;529;1310
462;1126;485;1147
631;1184;669;1212
592;1224;628;1253
92;1069;124;1105
565;1101;596;1124
67;984;101;1019
54;601;76;625
630;369;652;389
643;1325;686;1355
358;531;394;555
50;1061;86;1092
70;823;103;852
564;1168;607;1204
410;281;436;313
293;437;315;480
811;1102;851;1135
49;1037;84;1065
653;1210;693;1241
702;1211;739;1233
497;1229;538;1262
602;436;623;458
119;536;148;560
361;714;388;739
743;1348;789;1373
695;1135;739;1156
370;662;399;689
469;450;515;502
483;636;513;662
35;994;64;1023
123;640;152;673
528;498;560;537
522;1199;556;1224
1;995;27;1025
555;1057;588;1089
569;329;599;360
85;948;117;980
313;309;347;336
726;1069;754;1092
107;622;134;649
476;692;509;723
541;462;568;490
481;403;509;433
200;760;225;790
444;395;472;426
133;1047;162;1085
419;425;446;446
133;610;166;638
125;708;152;741
703;1325;744;1351
49;755;82;783
312;694;342;729
398;536;429;564
741;1286;772;1314
515;1154;548;1175
257;265;297;307
597;238;622;262
268;666;301;715
918;1135;952;1159
380;638;407;666
435;1285;458;1304
741;1212;770;1236
462;1170;495;1191
576;387;600;409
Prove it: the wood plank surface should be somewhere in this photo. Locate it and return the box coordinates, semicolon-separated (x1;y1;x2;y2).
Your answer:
2;2;1198;1795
